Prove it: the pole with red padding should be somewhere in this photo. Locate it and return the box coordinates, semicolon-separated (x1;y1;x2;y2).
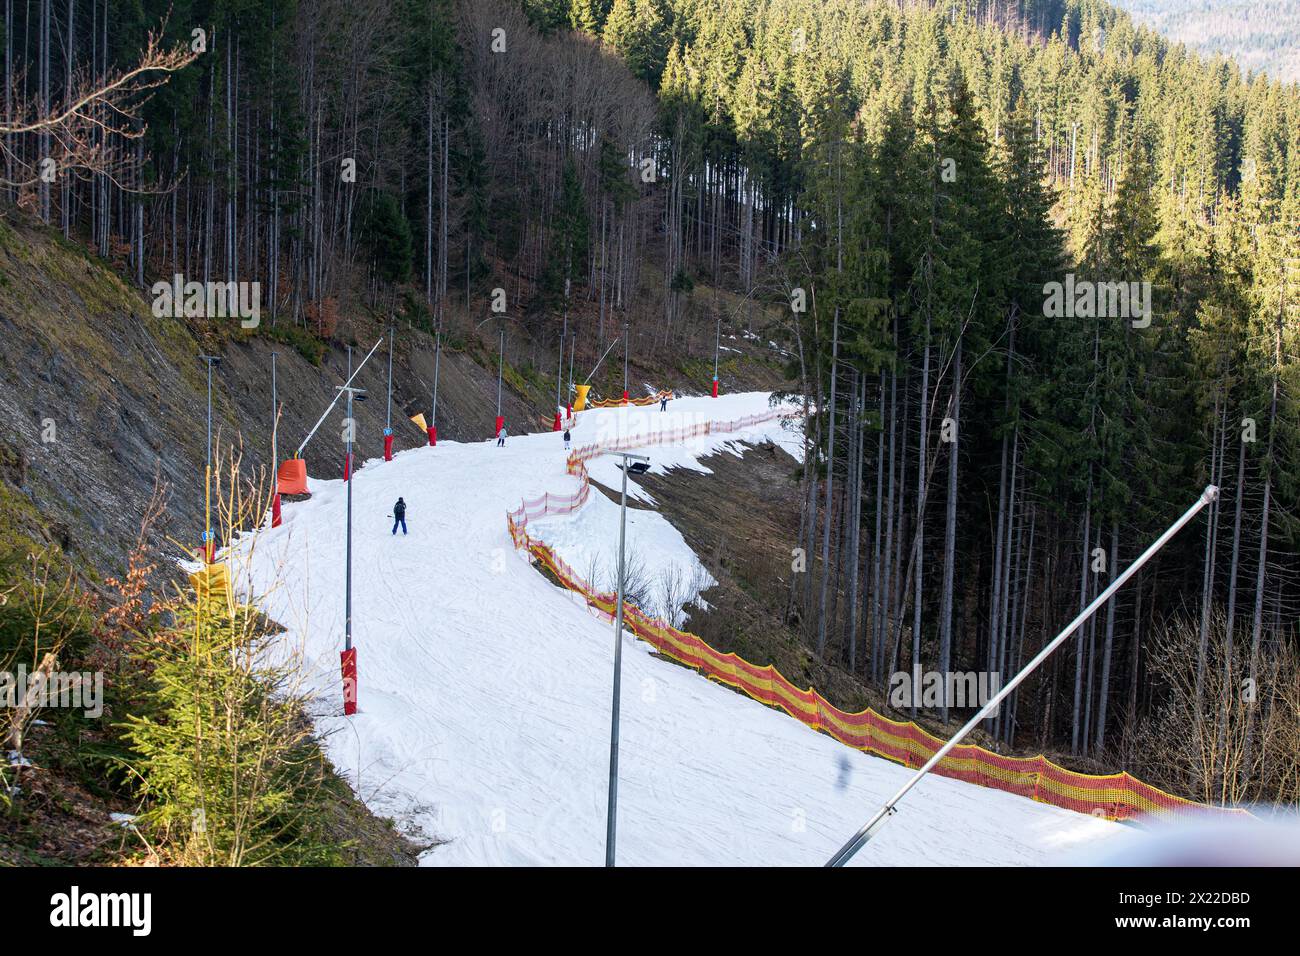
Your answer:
429;330;441;447
339;376;368;717
270;350;282;527
712;310;721;396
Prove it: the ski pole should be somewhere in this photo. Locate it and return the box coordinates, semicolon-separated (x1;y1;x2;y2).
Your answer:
825;484;1219;868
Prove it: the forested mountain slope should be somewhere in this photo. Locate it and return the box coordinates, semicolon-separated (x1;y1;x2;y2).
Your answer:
1112;0;1300;82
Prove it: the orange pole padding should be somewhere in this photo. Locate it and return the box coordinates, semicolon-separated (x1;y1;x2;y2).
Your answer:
188;561;230;602
277;458;309;496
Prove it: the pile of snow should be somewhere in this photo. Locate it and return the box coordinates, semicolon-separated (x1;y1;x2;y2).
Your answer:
236;392;1140;865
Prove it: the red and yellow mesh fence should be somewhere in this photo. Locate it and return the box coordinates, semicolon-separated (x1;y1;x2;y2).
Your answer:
506;408;1244;823
584;389;674;409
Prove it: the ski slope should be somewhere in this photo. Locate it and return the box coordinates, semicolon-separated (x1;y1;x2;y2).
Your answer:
236;392;1141;866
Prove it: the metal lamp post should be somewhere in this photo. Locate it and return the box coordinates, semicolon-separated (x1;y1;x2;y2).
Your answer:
429;331;441;446
270;351;281;527
606;451;651;867
621;320;629;404
383;326;394;460
567;331;576;417
712;312;721;397
338;380;368;716
555;282;569;430
199;354;221;560
496;326;505;437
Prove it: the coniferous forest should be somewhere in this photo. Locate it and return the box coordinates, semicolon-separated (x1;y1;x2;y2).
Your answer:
2;0;1298;816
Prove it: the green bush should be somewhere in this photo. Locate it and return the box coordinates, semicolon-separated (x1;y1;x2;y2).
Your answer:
122;590;343;866
263;322;326;366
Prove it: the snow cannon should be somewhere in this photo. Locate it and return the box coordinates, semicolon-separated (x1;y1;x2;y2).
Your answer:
277;458;309;496
574;384;592;411
383;427;394;462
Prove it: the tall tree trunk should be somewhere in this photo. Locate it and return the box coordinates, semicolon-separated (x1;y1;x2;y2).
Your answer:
939;335;961;722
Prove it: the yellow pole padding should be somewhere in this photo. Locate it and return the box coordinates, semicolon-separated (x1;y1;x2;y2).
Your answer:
189;562;231;602
574;383;592;411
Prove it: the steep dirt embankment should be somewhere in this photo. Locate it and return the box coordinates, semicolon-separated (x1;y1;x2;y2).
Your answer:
627;438;883;714
632;439;1028;751
0;215;538;582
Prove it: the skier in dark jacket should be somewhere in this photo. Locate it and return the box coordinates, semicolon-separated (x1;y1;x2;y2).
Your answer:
660;394;669;412
563;427;572;451
392;497;407;535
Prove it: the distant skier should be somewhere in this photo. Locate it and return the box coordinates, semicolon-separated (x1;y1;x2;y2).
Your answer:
497;425;507;447
660;394;669;412
563;427;571;451
391;497;407;536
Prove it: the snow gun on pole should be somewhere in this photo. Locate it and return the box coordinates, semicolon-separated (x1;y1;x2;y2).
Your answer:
294;336;384;458
824;484;1220;868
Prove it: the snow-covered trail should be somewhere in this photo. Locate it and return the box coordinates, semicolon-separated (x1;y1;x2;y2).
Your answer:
237;392;1138;865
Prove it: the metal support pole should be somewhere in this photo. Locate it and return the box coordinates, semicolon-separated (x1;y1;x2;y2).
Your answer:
270;351;278;469
338;381;368;653
556;304;568;414
824;485;1220;868
199;354;220;553
607;451;650;867
199;354;220;473
496;327;504;420
296;337;384;457
431;332;441;427
714;312;721;389
585;336;622;386
345;386;354;653
385;325;393;430
568;332;576;401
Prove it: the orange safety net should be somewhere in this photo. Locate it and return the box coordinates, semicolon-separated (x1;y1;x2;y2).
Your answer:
585;389;674;409
507;409;1247;824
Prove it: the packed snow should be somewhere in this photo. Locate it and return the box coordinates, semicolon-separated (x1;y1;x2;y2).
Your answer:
234;391;1141;866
